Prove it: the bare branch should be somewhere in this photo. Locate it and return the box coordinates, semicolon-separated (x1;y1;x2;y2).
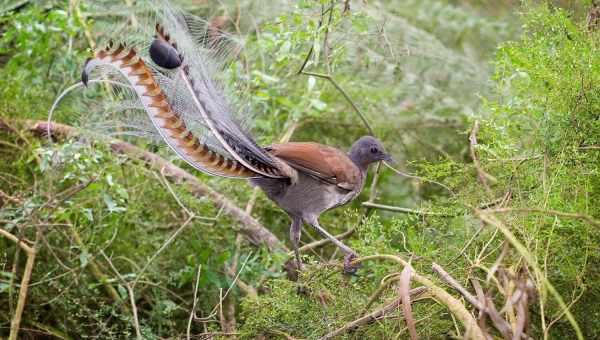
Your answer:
361;272;401;315
6;119;286;251
476;211;584;340
299;71;374;135
187;265;202;340
4;230;40;340
320;287;428;340
0;228;34;254
383;162;456;197
69;227;126;310
362;202;454;217
352;254;487;340
431;263;485;311
484;207;600;228
469;120;496;194
101;251;142;340
399;264;418;340
132;215;195;288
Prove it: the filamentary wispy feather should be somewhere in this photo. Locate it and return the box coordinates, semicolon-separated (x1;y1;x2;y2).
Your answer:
51;0;283;178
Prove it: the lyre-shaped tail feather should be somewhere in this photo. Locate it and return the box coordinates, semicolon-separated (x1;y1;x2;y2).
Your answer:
82;44;257;178
151;24;285;179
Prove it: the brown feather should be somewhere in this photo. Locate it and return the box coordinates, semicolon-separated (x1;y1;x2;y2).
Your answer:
267;142;361;189
86;45;256;178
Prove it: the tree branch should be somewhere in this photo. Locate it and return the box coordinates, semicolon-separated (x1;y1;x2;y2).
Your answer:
299;71;374;135
3;119;286;251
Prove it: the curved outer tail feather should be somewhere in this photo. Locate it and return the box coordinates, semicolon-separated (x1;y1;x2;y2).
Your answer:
152;24;286;179
82;44;257;178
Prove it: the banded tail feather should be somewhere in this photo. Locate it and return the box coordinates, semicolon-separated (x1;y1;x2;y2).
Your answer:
150;24;285;179
81;44;256;178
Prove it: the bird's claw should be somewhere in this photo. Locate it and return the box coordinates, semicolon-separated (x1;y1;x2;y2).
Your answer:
343;252;361;275
283;259;303;281
296;285;310;295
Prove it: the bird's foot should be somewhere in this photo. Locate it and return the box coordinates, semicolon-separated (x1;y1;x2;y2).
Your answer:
283;259;303;281
343;252;361;275
296;285;310;295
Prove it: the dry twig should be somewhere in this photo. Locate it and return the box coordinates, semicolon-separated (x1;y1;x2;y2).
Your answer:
352;254;486;339
100;251;142;340
69;227;125;309
320;287;428;339
187;265;202;340
469;121;496;194
362;202;455;217
432;263;485;311
361;272;401;314
475;211;583;340
383;162;456;196
399;264;418;340
1;228;40;340
299;71;374;135
484;207;600;228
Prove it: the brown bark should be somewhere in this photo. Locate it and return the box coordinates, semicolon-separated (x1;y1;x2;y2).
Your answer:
2;119;286;251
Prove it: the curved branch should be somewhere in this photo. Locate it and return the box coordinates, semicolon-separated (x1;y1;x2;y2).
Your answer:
352;254;486;340
320;287;428;340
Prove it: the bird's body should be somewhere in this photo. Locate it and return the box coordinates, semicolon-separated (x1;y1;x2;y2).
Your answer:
71;3;392;273
251;138;389;271
251;170;364;220
256;142;366;217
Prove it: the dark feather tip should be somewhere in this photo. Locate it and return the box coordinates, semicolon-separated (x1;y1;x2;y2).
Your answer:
149;39;182;69
81;57;92;87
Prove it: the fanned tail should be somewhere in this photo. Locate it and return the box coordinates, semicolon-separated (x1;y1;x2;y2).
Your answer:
81;44;256;178
67;1;295;180
150;23;284;178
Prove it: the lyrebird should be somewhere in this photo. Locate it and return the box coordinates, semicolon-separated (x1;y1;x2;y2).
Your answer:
77;5;392;273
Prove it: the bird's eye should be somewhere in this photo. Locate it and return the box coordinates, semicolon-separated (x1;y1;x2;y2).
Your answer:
370;147;378;154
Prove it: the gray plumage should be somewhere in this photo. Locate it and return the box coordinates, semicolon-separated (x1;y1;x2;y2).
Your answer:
252;136;392;272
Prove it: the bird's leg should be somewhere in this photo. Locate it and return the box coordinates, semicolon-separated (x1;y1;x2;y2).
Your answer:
304;216;360;274
290;217;303;272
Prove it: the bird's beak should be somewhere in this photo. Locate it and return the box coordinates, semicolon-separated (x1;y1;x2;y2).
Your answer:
382;154;395;164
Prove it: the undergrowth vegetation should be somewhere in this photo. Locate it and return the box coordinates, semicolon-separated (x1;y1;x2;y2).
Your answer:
1;1;598;339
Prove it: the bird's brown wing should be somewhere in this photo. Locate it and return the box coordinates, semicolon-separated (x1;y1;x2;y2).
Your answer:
266;142;361;190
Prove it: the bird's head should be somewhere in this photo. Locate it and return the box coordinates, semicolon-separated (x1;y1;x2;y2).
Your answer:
349;136;393;169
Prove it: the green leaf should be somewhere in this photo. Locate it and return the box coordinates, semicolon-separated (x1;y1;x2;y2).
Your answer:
102;193;126;213
310;98;327;111
79;249;89;268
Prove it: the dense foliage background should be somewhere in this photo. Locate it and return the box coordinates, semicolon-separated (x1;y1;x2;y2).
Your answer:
1;0;598;339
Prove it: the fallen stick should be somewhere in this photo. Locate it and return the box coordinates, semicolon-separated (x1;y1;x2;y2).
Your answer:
1;119;286;251
431;263;485;311
0;228;40;340
319;287;427;340
352;254;487;340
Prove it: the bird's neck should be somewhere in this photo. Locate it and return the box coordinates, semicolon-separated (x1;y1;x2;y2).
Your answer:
348;151;370;174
